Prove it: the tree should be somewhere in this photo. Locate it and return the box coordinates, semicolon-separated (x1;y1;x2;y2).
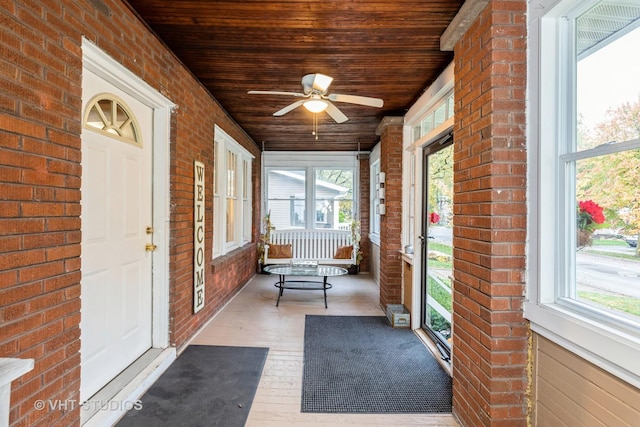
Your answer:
316;169;354;223
427;145;454;227
577;95;640;255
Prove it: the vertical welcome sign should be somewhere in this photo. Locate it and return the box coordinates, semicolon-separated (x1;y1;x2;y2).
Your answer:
193;160;205;313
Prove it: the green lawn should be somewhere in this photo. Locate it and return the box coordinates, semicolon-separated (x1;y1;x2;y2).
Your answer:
428;275;452;311
428;241;453;269
583;249;640;261
427;241;453;335
578;291;640;317
591;239;628;247
429;241;453;255
584;238;639;261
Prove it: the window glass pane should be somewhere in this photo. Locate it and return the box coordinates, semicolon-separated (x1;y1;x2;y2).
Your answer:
115;104;134;140
413;125;421;142
243;199;251;241
264;161;357;232
267;169;306;229
227;150;236;197
97;99;112;127
422;115;434;135
370;162;380;235
242;160;246;198
226;150;237;244
213;142;218;195
408;153;415;245
577;16;640;151
242;158;251;243
315;169;354;230
574;150;640;322
570;6;640;323
226;198;234;243
434;102;447;128
84;97;139;144
425;144;454;352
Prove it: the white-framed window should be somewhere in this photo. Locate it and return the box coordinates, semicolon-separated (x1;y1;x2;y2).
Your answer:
527;0;640;387
370;156;381;241
404;62;454;253
263;152;357;231
406;152;415;248
412;92;454;143
243;158;251;243
83;94;141;145
213;125;253;258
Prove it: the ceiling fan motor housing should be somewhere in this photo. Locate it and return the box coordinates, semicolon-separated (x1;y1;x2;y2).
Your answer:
301;73;333;95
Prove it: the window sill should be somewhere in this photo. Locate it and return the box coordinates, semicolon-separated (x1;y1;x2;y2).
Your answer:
211;244;254;273
401;251;414;264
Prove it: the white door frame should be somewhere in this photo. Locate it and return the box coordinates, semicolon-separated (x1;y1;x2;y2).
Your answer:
82;38;174;349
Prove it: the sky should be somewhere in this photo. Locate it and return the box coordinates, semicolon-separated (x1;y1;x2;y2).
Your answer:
577;25;640;127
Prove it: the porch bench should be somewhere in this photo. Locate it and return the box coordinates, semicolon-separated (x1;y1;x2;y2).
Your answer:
264;229;356;266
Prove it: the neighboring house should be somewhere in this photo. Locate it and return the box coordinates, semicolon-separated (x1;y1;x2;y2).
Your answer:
266;169;352;230
1;1;638;427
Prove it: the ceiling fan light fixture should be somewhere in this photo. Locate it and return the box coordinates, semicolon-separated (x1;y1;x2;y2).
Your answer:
303;99;328;113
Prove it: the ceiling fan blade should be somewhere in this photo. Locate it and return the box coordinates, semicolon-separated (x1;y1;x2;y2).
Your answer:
328;93;384;108
324;102;349;123
273;100;305;116
248;90;306;98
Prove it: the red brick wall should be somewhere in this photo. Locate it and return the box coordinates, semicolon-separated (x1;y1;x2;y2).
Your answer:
0;1;259;426
167;108;260;350
358;155;370;272
451;1;528;426
378;119;404;307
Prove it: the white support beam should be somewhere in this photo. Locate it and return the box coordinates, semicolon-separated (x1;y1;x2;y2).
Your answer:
441;0;491;51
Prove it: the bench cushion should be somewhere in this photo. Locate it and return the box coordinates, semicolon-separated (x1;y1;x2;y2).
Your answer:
333;245;353;259
268;244;292;259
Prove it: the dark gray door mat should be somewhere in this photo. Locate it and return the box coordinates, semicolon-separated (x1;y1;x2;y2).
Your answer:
302;315;452;413
117;345;268;427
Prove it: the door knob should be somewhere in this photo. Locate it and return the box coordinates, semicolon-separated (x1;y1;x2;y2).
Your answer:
145;243;157;252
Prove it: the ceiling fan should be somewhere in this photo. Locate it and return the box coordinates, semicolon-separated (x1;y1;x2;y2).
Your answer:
248;73;384;124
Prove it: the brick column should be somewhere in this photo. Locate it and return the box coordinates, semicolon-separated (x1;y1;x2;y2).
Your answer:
358;154;370;272
451;1;528;426
376;117;404;308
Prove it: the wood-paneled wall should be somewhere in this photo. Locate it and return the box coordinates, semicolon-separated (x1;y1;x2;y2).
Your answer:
532;334;640;426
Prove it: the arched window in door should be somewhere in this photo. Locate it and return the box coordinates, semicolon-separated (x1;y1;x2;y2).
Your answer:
83;94;142;146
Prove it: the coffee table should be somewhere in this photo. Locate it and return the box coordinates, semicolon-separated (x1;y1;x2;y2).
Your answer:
263;265;348;308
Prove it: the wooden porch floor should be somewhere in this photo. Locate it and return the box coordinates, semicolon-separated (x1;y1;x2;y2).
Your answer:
190;272;459;426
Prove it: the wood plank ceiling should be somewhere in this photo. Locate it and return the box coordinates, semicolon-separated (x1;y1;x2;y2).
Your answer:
125;0;464;152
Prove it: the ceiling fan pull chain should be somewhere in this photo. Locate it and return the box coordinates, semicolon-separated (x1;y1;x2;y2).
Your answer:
313;113;319;140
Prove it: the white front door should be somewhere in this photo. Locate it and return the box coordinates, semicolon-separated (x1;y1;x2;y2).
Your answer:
80;68;154;401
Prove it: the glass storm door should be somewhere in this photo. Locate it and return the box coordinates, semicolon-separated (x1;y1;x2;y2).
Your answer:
420;138;454;361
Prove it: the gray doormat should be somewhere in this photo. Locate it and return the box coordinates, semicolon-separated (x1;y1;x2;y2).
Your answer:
302;315;452;413
117;345;268;427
